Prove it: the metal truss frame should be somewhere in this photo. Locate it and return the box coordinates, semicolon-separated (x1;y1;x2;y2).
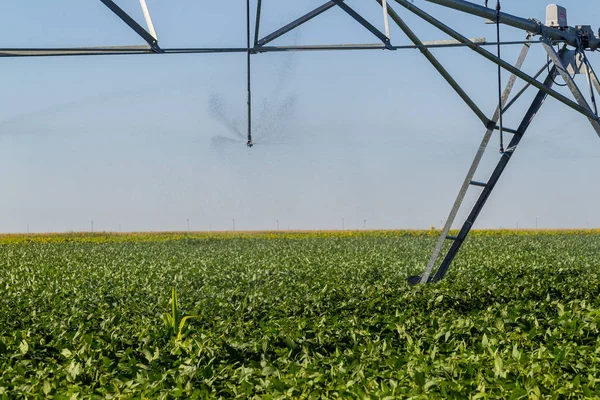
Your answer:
3;0;600;283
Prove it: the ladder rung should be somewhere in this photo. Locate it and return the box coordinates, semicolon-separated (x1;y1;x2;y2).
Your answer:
494;126;519;135
470;180;487;188
446;236;458;241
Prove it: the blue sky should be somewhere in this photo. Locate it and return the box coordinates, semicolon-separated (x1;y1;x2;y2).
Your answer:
0;0;598;232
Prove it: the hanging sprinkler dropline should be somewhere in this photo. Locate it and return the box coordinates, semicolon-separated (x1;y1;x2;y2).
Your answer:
495;0;505;154
246;0;254;148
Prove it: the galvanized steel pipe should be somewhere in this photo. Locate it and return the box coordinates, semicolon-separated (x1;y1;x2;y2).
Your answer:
424;0;600;50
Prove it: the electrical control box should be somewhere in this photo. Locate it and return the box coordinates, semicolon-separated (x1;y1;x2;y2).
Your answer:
546;4;568;29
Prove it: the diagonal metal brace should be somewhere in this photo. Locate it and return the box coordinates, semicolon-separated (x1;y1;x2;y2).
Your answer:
393;0;599;122
257;1;340;47
332;0;392;48
99;0;160;52
542;41;600;138
376;0;490;127
503;61;552;113
588;63;600;99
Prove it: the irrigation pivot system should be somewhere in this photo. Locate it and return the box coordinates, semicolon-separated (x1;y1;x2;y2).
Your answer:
3;0;600;283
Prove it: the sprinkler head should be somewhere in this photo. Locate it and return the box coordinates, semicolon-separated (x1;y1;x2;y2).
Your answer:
246;139;254;148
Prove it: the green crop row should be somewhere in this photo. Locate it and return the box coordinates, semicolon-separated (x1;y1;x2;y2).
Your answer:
1;233;599;398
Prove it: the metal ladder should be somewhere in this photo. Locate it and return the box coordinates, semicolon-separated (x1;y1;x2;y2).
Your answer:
410;39;567;285
411;37;600;284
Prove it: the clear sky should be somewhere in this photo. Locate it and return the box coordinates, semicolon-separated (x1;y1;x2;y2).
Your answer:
0;0;598;233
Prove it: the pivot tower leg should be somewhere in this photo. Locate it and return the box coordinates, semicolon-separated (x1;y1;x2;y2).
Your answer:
411;66;559;284
416;38;533;284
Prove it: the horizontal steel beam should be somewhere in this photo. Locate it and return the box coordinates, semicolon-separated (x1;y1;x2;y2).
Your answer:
424;0;600;50
0;40;537;58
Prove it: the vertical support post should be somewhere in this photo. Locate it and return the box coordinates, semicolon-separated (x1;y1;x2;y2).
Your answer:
246;0;253;147
431;67;559;282
139;0;158;40
254;0;263;47
382;0;391;39
417;38;532;284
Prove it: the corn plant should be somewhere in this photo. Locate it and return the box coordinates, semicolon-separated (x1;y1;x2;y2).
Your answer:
162;288;201;341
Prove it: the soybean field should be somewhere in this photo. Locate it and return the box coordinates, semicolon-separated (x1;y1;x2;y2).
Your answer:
1;230;600;398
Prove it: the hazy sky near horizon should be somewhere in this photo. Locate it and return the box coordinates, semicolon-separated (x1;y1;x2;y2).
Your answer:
0;0;599;233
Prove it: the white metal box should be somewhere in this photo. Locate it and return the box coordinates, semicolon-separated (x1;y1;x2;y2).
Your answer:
546;4;568;28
